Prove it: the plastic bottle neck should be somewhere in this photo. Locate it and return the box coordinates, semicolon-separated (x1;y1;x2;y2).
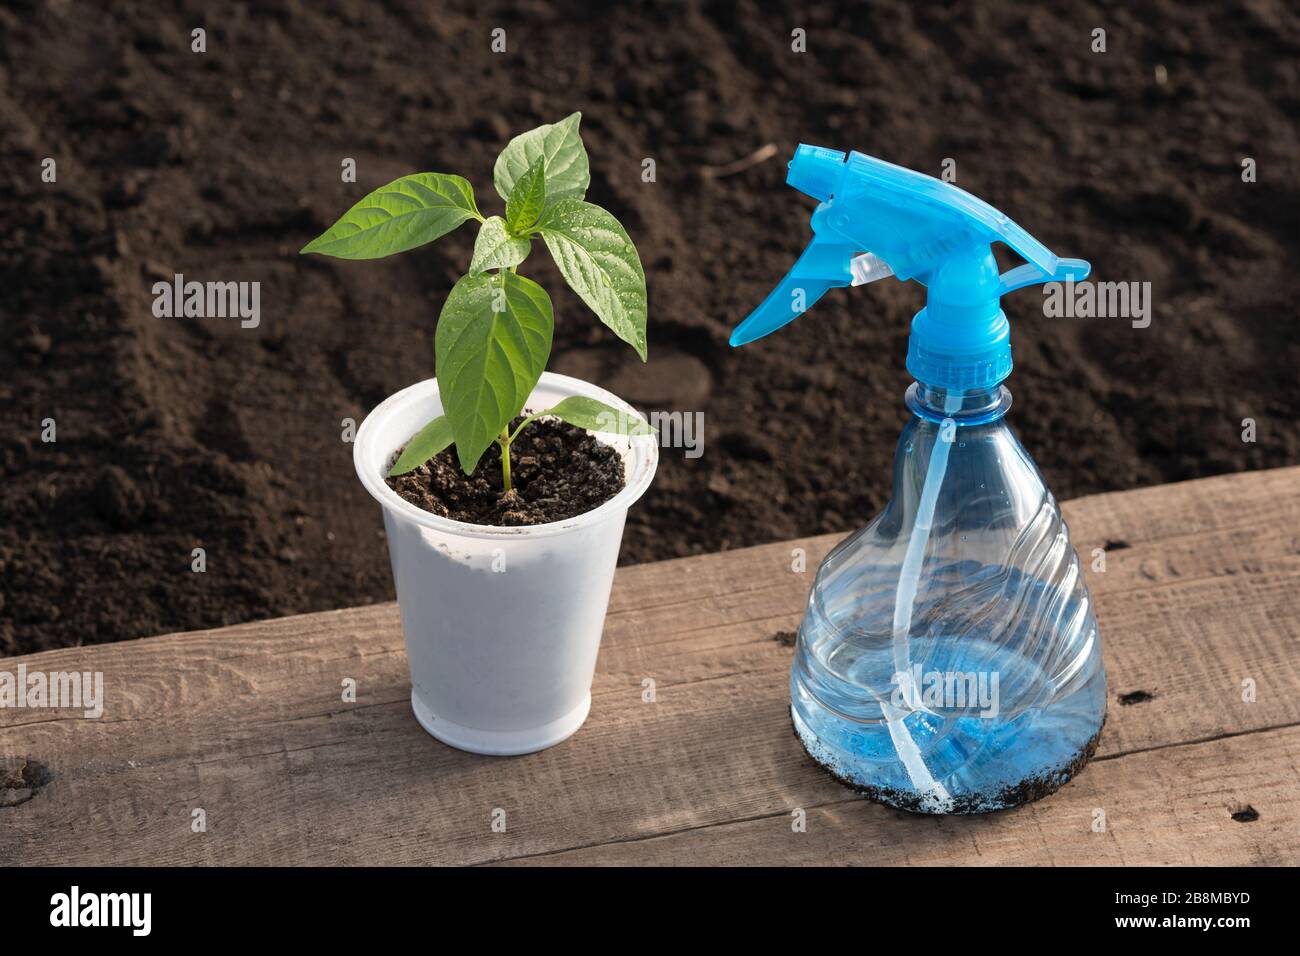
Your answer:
905;380;1011;425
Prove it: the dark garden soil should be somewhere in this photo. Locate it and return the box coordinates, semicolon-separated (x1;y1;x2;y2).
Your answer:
2;1;1298;654
386;417;625;526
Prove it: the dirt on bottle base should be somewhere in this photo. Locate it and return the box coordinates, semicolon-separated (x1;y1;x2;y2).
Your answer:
384;415;626;526
793;709;1107;815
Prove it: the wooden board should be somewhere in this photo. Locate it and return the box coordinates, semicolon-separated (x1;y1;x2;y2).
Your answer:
2;467;1298;866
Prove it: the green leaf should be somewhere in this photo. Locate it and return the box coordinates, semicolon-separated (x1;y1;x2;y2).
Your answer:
493;112;589;204
435;272;554;473
536;199;648;360
387;416;454;476
505;156;546;234
300;173;480;260
469;216;531;275
539;396;655;435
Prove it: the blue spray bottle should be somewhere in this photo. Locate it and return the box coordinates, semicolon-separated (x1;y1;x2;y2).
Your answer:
733;147;1107;813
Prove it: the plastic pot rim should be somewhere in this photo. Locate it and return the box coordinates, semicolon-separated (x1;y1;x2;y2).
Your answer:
353;371;660;541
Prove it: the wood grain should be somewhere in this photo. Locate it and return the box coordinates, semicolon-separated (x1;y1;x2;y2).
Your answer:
1;466;1297;866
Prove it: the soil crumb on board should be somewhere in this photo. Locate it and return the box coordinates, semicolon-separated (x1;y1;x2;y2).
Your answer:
1118;689;1156;705
385;416;625;526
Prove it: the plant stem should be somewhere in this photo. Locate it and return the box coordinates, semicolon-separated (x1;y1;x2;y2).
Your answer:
499;428;512;493
507;411;543;445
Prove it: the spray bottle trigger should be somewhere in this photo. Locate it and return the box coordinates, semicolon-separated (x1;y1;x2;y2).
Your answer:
997;257;1091;297
728;238;856;347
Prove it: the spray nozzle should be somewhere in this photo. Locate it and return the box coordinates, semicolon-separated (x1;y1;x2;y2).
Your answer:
786;145;846;201
730;146;1091;391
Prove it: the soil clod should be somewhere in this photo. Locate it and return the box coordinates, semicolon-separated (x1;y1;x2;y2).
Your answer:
92;466;146;530
1118;689;1156;705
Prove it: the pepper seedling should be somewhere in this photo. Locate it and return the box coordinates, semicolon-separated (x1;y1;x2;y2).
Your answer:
302;113;653;492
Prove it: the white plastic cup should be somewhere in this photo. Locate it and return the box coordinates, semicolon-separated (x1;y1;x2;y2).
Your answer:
354;372;659;755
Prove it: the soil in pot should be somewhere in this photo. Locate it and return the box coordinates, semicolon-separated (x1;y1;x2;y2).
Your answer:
385;416;625;526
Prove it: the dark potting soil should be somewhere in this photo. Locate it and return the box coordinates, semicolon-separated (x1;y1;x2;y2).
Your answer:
384;417;625;526
2;2;1299;654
